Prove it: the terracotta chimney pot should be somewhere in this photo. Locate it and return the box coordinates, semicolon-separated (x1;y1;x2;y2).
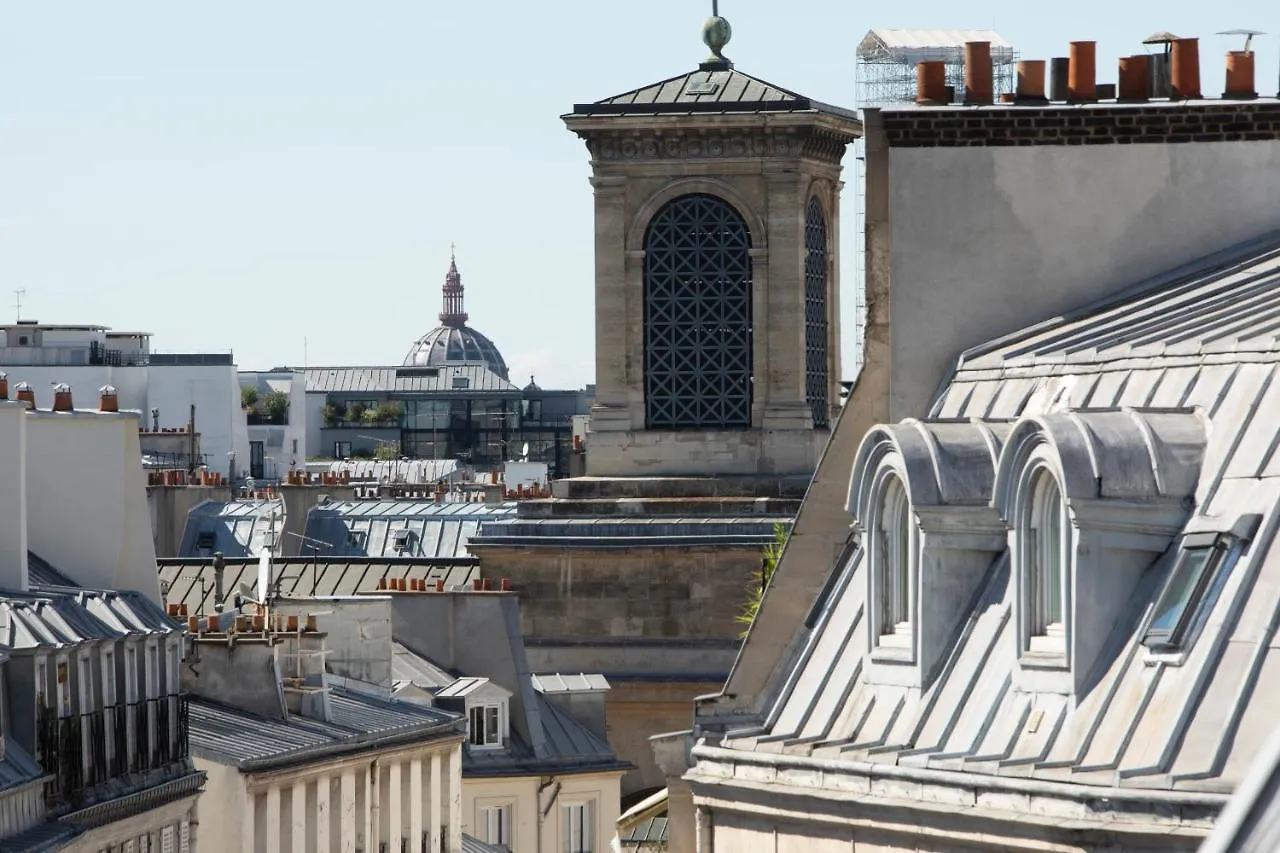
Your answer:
1118;55;1151;101
99;384;119;412
1068;41;1097;101
208;614;220;632
915;61;948;105
187;616;199;634
1015;60;1046;102
0;372;7;401
1224;50;1256;98
435;579;445;592
1171;38;1202;99
963;41;993;104
500;578;511;592
51;383;73;413
472;578;483;591
305;614;318;632
286;614;299;632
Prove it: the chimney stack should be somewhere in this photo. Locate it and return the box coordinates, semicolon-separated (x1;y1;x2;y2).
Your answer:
14;382;35;409
1171;38;1202;99
1015;60;1047;103
1118;55;1151;102
98;385;119;413
52;383;74;413
916;61;947;105
1224;50;1256;99
1067;41;1097;102
963;41;993;104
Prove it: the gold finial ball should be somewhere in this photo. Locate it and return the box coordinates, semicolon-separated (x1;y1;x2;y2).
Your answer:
702;15;732;58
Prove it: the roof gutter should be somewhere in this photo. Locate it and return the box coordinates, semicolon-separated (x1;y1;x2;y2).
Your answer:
234;719;465;774
689;743;1230;808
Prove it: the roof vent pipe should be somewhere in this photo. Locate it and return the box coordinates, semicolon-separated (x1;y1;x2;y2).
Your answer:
0;372;7;401
915;61;948;105
99;385;119;413
1068;41;1097;101
1171;38;1202;99
963;41;993;104
1049;57;1070;101
52;383;73;412
1015;60;1047;103
1224;50;1256;98
1118;55;1151;101
14;383;34;409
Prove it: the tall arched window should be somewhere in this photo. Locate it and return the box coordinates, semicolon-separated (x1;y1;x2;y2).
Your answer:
1025;467;1066;650
875;475;912;637
643;193;753;429
804;197;830;428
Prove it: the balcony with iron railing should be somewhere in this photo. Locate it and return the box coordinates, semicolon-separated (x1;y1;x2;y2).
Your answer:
37;694;190;809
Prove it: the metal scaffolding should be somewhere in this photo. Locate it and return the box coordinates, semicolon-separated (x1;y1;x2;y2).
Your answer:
856;29;1019;107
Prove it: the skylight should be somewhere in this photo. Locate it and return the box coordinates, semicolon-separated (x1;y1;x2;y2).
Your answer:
1142;525;1253;654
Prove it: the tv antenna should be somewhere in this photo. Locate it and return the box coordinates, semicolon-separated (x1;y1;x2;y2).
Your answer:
13;289;25;323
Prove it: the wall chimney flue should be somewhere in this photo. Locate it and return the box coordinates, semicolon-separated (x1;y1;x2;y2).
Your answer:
916;61;948;105
1049;57;1070;101
1068;41;1097;102
14;382;35;409
1118;55;1151;101
1224;50;1256;98
1015;60;1047;102
98;384;119;413
1171;38;1202;99
963;41;993;104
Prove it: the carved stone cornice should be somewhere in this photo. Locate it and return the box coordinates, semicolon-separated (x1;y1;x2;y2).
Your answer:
579;126;852;166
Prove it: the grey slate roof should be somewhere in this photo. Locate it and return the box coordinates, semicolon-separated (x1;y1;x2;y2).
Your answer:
0;588;176;649
304;365;518;395
570;67;859;120
715;233;1280;798
159;558;479;615
179;499;282;558
25;552;78;588
304;500;517;559
188;687;461;770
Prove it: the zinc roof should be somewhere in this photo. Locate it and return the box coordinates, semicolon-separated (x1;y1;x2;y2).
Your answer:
530;673;610;694
571;67;859;121
188;687;461;769
724;232;1280;798
303;365;518;395
179;499;283;558
304;500;517;560
159;559;479;615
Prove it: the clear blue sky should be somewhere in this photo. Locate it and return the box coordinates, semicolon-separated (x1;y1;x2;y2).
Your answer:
1;2;1274;389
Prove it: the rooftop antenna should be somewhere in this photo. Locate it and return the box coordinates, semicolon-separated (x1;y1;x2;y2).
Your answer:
521;442;530;462
1217;29;1264;53
13;289;25;323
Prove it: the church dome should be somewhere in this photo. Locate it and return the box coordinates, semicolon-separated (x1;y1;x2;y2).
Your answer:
402;253;509;380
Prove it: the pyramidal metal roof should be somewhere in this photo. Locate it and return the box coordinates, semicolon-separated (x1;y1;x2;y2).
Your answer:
570;66;859;120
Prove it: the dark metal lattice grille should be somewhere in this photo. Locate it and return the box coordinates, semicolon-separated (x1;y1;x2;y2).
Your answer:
644;193;754;429
804;197;830;427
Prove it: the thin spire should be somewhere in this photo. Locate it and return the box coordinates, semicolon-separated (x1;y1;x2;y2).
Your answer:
439;248;468;327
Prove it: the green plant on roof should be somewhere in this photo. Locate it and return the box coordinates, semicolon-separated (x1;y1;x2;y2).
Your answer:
737;523;790;638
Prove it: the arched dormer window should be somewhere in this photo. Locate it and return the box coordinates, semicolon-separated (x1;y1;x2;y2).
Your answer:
993;408;1206;690
850;419;1009;679
1022;465;1067;656
874;475;912;642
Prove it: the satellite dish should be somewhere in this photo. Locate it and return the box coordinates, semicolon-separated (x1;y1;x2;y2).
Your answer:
238;581;261;605
521;443;529;461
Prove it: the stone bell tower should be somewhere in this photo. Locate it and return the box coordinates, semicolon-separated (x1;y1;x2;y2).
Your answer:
563;10;861;479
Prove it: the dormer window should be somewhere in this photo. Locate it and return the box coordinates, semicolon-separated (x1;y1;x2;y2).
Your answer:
1024;466;1067;655
872;475;913;647
469;704;504;748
